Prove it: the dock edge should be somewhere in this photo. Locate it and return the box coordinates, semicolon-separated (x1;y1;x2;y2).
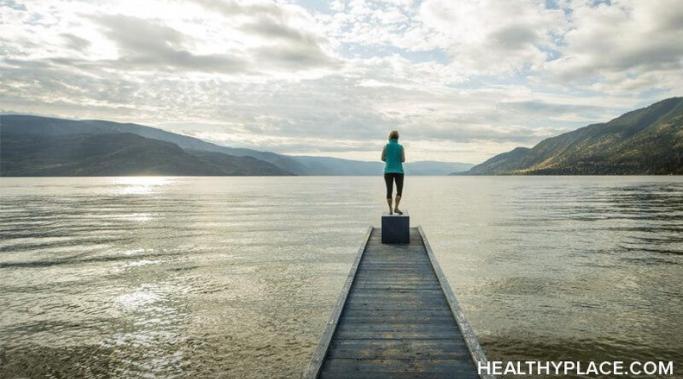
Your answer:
302;226;373;379
418;226;496;379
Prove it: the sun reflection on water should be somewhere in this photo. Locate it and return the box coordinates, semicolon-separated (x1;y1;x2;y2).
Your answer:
113;177;173;195
117;286;161;311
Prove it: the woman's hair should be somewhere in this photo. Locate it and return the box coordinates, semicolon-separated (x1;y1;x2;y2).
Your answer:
388;130;399;140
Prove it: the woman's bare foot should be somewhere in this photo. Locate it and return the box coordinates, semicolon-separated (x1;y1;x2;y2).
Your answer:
394;208;403;215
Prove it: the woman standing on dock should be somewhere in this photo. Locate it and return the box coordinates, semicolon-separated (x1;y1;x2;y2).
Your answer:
381;130;405;215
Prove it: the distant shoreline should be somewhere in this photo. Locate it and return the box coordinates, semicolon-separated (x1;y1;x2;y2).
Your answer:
2;174;681;178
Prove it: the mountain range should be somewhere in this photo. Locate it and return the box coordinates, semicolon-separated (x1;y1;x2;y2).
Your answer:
0;115;472;176
464;97;683;175
3;97;681;177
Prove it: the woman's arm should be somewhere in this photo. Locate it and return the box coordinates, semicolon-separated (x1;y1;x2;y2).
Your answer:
381;145;386;162
401;146;405;162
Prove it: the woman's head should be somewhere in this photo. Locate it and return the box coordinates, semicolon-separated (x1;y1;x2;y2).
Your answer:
388;130;399;140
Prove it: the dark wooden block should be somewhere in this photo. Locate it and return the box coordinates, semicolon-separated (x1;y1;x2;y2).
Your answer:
381;212;410;244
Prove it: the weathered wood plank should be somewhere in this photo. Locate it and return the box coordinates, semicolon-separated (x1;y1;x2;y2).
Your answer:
348;291;445;299
340;309;453;318
340;315;455;324
352;279;439;284
348;291;447;299
358;264;433;270
344;306;449;313
328;341;469;360
321;371;454;379
345;301;449;310
336;323;460;340
321;358;479;376
355;276;434;281
351;284;441;290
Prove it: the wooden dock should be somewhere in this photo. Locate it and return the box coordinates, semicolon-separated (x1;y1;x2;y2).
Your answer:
304;226;492;379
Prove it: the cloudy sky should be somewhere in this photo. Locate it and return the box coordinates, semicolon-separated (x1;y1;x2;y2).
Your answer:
1;0;682;163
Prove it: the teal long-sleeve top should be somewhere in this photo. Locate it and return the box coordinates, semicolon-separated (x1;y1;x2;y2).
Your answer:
381;138;405;174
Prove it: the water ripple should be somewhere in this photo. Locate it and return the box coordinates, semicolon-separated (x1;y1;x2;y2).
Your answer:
0;176;681;378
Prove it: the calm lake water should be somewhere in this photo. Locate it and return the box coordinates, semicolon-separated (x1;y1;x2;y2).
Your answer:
0;177;681;378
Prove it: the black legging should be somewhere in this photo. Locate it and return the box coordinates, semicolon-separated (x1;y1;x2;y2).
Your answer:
384;173;404;198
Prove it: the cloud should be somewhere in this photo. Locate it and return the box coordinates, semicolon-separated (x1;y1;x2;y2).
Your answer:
544;0;683;90
192;0;285;18
501;100;608;118
0;0;25;11
194;0;338;71
416;0;566;74
60;33;91;51
241;16;339;69
92;14;247;73
490;24;539;51
242;17;312;42
1;0;682;163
